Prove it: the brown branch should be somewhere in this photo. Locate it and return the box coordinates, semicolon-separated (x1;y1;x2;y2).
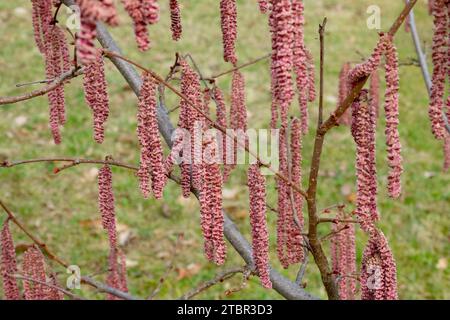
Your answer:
11;273;86;300
320;225;350;242
317;218;358;224
0;68;82;106
102;49;308;199
177;266;248;300
305;0;417;300
318;18;327;126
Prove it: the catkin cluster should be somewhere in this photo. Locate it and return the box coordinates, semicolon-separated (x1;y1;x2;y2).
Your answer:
220;0;238;65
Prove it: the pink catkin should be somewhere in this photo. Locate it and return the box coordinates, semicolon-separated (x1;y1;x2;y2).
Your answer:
169;0;182;41
269;0;294;127
384;40;403;199
361;229;398;300
258;0;269;14
351;90;378;232
337;62;352;126
122;0;150;51
177;59;203;196
142;0;160;25
276;126;289;268
223;70;247;182
98;165;117;248
248;164;272;288
117;249;128;293
220;0;238;65
22;246;47;300
213;86;228;167
292;0;310;133
46;273;64;300
31;0;52;54
428;0;448;140
330;210;356;300
136;72;167;199
287;118;304;264
200;133;226;264
370;69;380;120
83;49;110;144
305;48;316;103
1;220;20;300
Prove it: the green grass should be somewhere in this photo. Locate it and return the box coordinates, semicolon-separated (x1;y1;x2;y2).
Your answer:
0;0;448;300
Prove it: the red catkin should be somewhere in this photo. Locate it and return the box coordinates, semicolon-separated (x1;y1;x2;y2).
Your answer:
76;0;118;64
223;70;247;181
361;229;398;300
384;40;403;199
220;0;238;65
22;246;47;300
178;59;203;197
83;49;110;144
337;62;352;126
370;69;380;120
117;249;128;293
200;133;226;264
269;0;294;126
428;0;448;140
142;0;160;25
351;90;378;232
46;273;64;300
248;164;272;288
330;210;356;300
292;0;310;133
287;118;304;264
213;86;228;167
136;72;167;199
169;0;182;41
305;48;316;103
1;220;20;300
258;0;269;14
31;0;52;54
98;164;117;248
122;0;150;51
276;126;289;268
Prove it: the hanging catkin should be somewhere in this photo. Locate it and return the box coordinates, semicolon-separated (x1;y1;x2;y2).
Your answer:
370;69;380;120
276;126;290;268
220;0;238;65
384;40;403;199
178;59;203;197
269;0;294;127
223;70;247;181
257;0;269;14
428;0;448;140
122;0;150;51
83;49;110;144
136;72;167;199
169;0;182;41
213;86;228;168
31;0;52;54
76;0;118;64
330;210;356;300
1;220;20;300
337;62;352;126
361;229;398;300
351;90;378;232
288;118;304;264
248;164;272;288
98;164;117;248
200;132;226;265
22;246;47;300
292;0;310;133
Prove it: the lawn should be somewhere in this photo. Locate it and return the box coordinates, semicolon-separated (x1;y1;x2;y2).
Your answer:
0;0;448;299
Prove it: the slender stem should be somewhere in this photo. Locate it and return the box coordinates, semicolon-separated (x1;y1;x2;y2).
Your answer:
318;18;327;126
0;68;82;106
204;53;271;80
317;218;358;224
102;49;308;199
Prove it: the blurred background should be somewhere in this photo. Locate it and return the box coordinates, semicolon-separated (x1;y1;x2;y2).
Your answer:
0;0;448;299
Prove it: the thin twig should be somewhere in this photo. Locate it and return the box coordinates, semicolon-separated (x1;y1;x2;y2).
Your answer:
177;266;248;300
11;274;86;300
318;18;327;126
295;254;309;286
0;67;82;106
317;218;358;224
203;53;271;80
